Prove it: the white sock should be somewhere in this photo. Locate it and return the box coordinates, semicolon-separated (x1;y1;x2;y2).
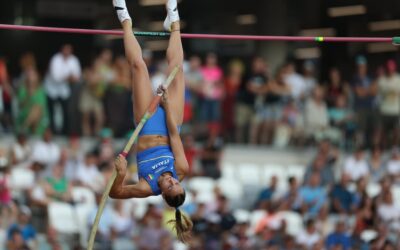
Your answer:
113;0;131;23
163;0;179;31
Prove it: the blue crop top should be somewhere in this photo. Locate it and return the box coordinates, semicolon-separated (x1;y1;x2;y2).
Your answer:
137;145;179;195
139;106;169;136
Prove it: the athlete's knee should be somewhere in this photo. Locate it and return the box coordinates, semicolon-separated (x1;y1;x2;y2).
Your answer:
129;57;147;71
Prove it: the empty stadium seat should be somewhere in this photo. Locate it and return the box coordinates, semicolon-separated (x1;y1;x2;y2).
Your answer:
216;178;243;201
392;186;400;207
221;162;236;179
71;186;95;206
74;205;93;247
286;165;306;182
10;167;35;189
188;177;216;193
278;211;303;236
48;202;79;234
237;163;261;185
233;209;250;223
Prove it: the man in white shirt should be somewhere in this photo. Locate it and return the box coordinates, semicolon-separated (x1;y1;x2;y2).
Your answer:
378;60;400;147
44;44;81;135
284;62;307;103
75;152;104;192
343;147;369;181
30;129;61;175
387;148;400;182
296;219;321;249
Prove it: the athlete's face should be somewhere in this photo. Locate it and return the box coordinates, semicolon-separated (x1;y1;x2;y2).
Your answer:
159;174;184;196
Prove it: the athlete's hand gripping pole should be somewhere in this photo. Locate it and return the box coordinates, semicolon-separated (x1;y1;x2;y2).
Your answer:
87;66;180;250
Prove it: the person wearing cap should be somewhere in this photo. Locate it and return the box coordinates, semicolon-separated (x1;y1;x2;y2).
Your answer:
7;206;37;249
351;55;378;148
377;59;400;148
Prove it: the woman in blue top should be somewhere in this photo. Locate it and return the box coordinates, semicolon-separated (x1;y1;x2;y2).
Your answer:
109;0;192;243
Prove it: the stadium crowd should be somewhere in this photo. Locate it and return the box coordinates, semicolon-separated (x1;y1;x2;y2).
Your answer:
0;44;400;249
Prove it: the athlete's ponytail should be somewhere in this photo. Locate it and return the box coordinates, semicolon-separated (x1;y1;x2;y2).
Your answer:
171;208;193;243
164;191;193;243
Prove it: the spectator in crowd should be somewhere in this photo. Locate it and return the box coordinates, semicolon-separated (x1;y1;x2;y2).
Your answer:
0;154;11;207
368;146;386;183
222;60;244;141
111;200;135;248
353;177;368;208
182;133;198;176
15;52;37;89
276;98;303;147
325;67;351;108
302;60;317;99
16;67;49;136
255;176;278;209
330;174;356;214
377;59;400;148
304;154;335;188
104;56;133;137
75;152;104;192
280;176;299;210
44;44;82;135
376;190;400;231
235;57;266;143
79;63;105;137
351;56;378;147
254;202;284;236
252;65;291;145
343;147;369;181
375;176;393;205
0;57;13;132
184;55;204;128
240;57;270;144
316;139;340;166
386;147;400;182
64;137;84;181
30;128;61;172
295;172;327;217
6;229;30;250
10;132;31;167
44;164;72;202
191;202;208;235
315;204;333;237
138;205;172;250
7;206;37;249
325;220;352;250
200;132;223;179
284;62;307;104
200;53;224;132
216;195;237;232
328;94;355;149
354;196;375;234
304;86;339;143
296;219;321;249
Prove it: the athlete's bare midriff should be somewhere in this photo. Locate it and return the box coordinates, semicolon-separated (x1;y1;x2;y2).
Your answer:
137;135;170;152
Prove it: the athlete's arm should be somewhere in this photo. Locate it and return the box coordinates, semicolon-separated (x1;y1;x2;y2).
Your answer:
159;86;189;181
109;155;152;199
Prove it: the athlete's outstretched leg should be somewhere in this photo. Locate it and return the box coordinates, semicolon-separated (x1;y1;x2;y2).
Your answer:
114;0;153;124
164;0;185;125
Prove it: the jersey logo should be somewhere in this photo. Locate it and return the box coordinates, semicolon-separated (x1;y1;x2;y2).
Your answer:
151;159;170;170
147;174;154;181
